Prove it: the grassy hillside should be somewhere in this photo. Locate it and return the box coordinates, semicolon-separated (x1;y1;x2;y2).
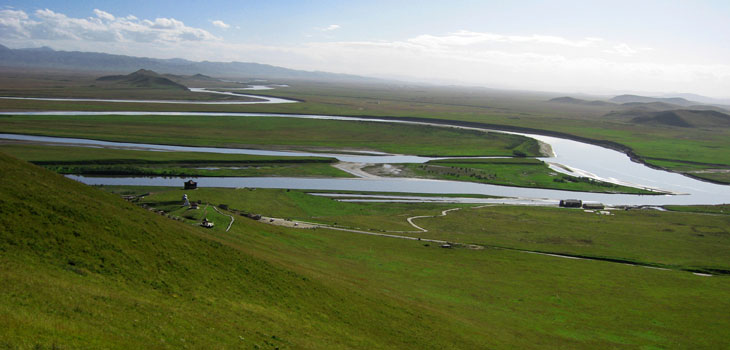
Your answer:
96;69;189;90
0;152;482;349
2;153;730;349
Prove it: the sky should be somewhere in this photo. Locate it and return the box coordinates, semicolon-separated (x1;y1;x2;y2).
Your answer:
1;0;729;97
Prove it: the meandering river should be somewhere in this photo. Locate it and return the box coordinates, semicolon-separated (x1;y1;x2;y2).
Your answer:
2;110;729;206
0;88;298;105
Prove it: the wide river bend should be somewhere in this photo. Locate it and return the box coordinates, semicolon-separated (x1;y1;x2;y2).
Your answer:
1;111;729;206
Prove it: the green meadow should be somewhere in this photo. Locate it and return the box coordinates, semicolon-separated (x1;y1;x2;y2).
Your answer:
3;81;729;182
394;158;657;194
0;114;541;157
0;143;350;178
2;153;729;349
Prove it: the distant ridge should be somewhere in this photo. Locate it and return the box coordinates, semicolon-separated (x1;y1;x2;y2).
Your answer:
0;44;377;82
630;109;730;128
548;96;615;106
97;69;188;90
610;94;696;107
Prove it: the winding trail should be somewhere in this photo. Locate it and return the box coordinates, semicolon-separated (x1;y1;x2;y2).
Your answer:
406;208;462;233
212;206;235;232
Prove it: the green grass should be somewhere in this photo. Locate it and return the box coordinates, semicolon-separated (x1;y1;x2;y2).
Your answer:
664;204;730;215
644;158;730;184
0;152;485;349
394;158;656;194
2;153;730;349
3;81;728;179
0;114;541;157
406;205;730;272
111;185;730;272
126;187;469;231
0;143;351;178
231;220;730;350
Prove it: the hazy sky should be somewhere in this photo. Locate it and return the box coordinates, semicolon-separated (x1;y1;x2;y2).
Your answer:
2;0;729;97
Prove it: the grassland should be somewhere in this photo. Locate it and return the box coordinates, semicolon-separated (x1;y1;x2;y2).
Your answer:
370;158;656;194
0;114;541;157
0;143;350;178
119;186;466;232
126;185;730;273
664;204;730;215
3;152;730;349
0;152;484;349
3;78;728;183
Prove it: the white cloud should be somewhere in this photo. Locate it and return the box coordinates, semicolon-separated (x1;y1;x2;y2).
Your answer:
0;8;219;44
93;9;115;21
407;30;603;49
0;9;32;38
603;43;653;57
0;13;727;97
212;20;230;29
320;24;340;31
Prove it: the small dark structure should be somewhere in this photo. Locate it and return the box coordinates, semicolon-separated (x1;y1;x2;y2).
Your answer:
190;202;199;209
440;243;453;249
582;202;605;210
184;180;198;190
559;199;582;208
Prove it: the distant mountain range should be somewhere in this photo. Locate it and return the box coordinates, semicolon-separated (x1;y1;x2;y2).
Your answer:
0;44;376;82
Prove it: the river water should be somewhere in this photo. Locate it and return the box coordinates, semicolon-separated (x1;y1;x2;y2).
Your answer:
0;88;297;105
2;111;729;206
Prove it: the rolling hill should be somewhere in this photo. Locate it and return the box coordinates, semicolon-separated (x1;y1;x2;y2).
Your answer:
96;69;189;90
609;94;697;106
548;96;615;106
0;152;476;349
629;109;730;128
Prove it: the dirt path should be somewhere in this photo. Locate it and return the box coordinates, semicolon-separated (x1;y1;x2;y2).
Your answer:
405;208;462;232
212;206;235;232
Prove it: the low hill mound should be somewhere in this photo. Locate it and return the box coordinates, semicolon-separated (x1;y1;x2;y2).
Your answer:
0;152;471;348
610;94;696;107
630;109;730;128
620;101;682;111
97;69;188;90
548;96;614;106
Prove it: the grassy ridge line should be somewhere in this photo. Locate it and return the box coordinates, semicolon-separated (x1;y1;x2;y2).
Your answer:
0;151;487;349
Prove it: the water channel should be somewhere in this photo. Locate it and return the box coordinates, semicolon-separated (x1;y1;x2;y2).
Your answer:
2;111;729;206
